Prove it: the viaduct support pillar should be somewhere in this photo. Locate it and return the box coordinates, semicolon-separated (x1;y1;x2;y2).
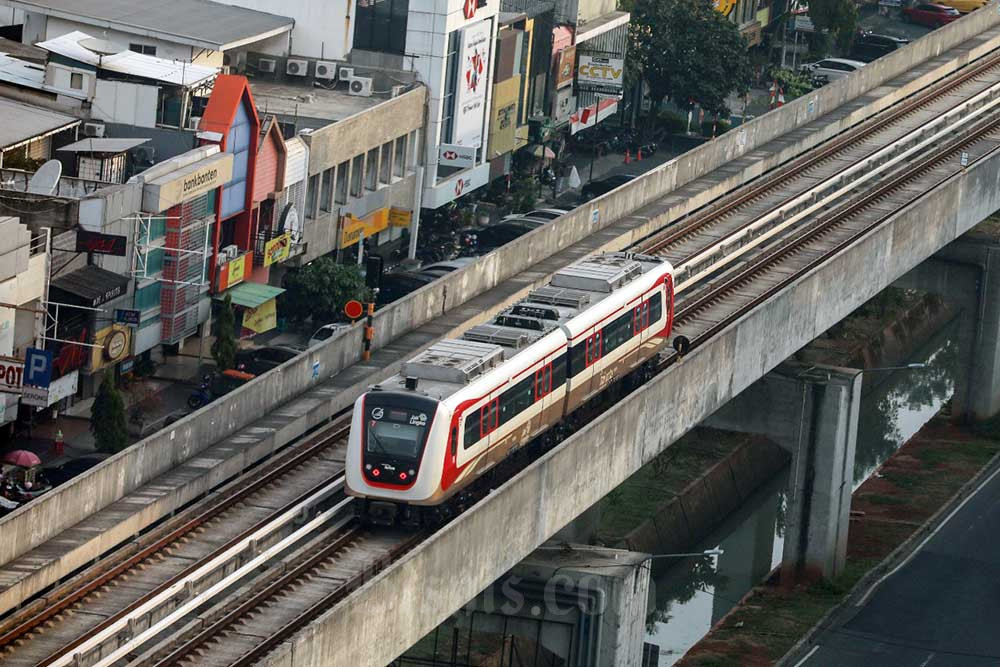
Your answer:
706;363;861;583
895;229;1000;420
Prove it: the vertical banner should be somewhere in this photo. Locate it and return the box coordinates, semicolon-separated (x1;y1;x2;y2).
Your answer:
452;19;492;148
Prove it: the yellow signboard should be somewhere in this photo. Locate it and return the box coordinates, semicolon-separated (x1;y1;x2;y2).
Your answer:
90;325;132;371
242;298;277;334
488;75;521;158
714;0;737;16
389;208;412;228
339;208;389;248
263;233;291;267
229;254;246;286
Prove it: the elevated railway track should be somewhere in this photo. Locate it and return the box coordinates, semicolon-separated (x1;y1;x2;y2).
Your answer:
3;35;1000;667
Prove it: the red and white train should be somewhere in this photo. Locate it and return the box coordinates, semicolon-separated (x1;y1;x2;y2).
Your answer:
346;252;675;525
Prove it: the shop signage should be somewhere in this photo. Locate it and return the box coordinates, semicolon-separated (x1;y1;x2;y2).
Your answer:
0;355;24;394
76;230;127;256
463;0;481;20
104;329;128;361
389;208;413;228
264;233;291;267
555;46;576;89
714;0;737;16
340;208;390;248
24;347;52;389
488;75;520;157
242;299;277;334
217;254;247;291
142;152;234;213
22;369;78;408
577;56;625;90
91;283;124;308
453;20;492;148
424;163;490;208
439;143;478;168
114;308;141;326
21;385;47;407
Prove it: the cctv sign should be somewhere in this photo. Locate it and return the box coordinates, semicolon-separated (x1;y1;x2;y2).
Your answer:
0;355;25;394
577;55;625;91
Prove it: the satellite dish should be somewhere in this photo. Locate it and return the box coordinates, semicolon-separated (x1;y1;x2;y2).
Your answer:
79;37;121;55
26;160;62;195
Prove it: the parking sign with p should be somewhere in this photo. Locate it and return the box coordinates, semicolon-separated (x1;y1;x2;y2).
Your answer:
25;347;53;389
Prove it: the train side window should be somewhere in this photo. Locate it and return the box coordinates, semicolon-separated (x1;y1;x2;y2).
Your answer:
463;411;480;449
450;426;458;456
551;354;567;388
604;312;632;354
633;301;650;334
534;363;552;400
500;376;533;425
586;332;602;366
650;293;662;323
570;340;587;377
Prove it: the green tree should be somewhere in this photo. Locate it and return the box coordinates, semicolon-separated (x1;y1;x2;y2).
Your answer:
91;373;128;453
628;0;753;117
211;293;237;370
282;258;371;326
807;0;858;54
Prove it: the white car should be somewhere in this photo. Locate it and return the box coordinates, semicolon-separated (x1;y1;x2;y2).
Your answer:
308;323;350;348
799;57;866;82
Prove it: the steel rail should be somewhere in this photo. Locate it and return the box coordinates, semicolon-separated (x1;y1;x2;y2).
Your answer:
0;416;349;659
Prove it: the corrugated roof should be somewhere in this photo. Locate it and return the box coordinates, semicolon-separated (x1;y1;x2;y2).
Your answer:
214;282;284;308
3;0;293;51
58;137;150;153
50;264;129;307
37;31;219;87
0;97;79;151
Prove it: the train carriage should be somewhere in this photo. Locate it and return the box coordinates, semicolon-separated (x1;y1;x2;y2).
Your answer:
346;252;675;526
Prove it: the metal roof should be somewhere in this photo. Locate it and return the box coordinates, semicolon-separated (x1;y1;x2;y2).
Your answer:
1;0;294;51
37;31;219;87
49;264;129;307
0;97;79;151
58;138;151;153
213;282;284;308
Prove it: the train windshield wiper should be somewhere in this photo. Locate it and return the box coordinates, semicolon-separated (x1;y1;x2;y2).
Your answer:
367;425;390;456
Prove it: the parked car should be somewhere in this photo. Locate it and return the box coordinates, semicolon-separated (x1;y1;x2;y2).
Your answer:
418;257;478;277
235;345;304;374
902;3;961;26
376;270;438;305
799;57;867;82
42;454;109;487
308;323;351;348
475;219;545;254
934;0;984;12
501;208;569;223
850;32;910;62
581;173;638;201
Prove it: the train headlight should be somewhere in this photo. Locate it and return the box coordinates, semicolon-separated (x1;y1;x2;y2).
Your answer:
399;472;408;481
371;468;381;477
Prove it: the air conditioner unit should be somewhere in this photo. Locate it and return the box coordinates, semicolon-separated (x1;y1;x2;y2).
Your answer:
390;85;406;98
221;244;239;261
257;58;277;73
286;59;309;77
188;116;201;130
315;60;338;80
338;66;355;82
82;122;105;138
348;76;373;97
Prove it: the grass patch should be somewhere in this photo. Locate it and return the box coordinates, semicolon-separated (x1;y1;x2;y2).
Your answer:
866;494;907;506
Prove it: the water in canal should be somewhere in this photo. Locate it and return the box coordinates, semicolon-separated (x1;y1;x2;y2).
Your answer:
644;317;960;664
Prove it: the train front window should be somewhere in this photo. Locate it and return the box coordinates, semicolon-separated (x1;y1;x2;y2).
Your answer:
366;406;430;461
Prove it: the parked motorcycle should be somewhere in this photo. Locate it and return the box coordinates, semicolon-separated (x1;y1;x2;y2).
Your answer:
187;375;213;410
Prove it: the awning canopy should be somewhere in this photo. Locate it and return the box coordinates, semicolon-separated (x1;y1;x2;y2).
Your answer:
58;138;150;153
214;282;284;309
49;264;129;308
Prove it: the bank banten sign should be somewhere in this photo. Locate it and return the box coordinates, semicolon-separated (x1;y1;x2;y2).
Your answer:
577;55;625;91
142;152;235;212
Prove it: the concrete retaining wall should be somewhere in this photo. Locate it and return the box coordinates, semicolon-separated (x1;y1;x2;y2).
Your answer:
264;97;1000;667
3;10;999;570
622;438;788;555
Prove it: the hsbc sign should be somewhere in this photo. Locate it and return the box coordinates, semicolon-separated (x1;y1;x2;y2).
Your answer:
439;143;477;168
463;0;482;19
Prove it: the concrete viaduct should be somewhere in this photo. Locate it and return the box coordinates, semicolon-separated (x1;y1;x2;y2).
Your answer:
3;7;1000;667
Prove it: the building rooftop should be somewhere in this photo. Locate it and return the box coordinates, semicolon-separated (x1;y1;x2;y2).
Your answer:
0;97;79;152
249;80;385;126
58;137;151;153
0;37;47;63
0;0;294;52
37;31;219;87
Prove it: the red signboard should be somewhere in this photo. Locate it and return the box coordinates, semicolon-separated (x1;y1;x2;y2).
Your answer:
344;300;364;320
76;230;128;256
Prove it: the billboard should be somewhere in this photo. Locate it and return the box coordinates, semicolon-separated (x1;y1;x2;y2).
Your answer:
555;46;576;89
488;75;521;157
577;55;625;91
452;19;492;148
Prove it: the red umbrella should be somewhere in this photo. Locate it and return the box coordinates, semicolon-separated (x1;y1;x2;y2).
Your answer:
3;450;41;467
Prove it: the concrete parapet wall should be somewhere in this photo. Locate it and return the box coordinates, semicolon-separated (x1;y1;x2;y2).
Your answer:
266;106;1000;667
3;12;999;571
